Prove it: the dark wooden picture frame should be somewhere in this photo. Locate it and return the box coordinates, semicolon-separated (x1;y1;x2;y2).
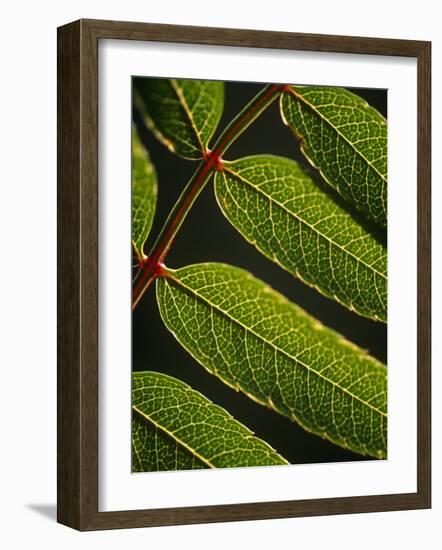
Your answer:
57;18;431;531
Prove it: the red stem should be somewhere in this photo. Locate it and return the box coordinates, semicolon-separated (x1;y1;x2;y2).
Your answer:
132;84;283;309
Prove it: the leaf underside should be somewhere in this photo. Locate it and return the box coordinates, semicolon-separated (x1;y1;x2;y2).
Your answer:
132;411;206;472
135;78;224;160
215;155;387;322
132;371;288;471
132;126;157;259
157;264;387;459
281;86;387;228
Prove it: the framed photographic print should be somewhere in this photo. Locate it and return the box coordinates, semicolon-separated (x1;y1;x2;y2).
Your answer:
57;19;431;530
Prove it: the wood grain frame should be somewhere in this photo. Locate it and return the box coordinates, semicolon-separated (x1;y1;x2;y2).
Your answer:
57;18;431;530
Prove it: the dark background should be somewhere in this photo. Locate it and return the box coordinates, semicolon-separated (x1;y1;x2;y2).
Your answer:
133;79;387;465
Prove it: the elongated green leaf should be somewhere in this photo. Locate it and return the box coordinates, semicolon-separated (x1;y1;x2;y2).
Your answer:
135;78;224;160
215;155;386;322
157;264;387;458
132;126;157;259
281;86;387;228
132;371;288;471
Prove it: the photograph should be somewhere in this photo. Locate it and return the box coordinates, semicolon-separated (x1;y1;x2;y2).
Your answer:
130;77;388;471
1;0;434;540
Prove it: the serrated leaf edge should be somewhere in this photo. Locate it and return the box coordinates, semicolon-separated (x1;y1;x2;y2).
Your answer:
157;267;387;458
280;89;387;226
214;157;387;323
133;370;289;467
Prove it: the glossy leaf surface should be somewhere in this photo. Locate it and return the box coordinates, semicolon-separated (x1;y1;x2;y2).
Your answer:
135;78;224;159
281;86;387;227
132;371;288;471
157;264;387;458
215;155;387;322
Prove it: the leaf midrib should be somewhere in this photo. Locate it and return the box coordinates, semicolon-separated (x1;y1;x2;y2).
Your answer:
221;164;387;281
285;88;387;185
170;79;206;156
164;273;387;418
132;405;214;468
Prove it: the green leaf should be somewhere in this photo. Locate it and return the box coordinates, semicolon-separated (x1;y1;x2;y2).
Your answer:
132;411;205;472
132;371;288;471
135;79;224;160
157;264;387;458
215;155;387;322
281;86;387;228
132;126;157;259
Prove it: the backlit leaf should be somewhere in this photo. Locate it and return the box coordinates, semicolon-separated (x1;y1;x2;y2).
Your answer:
135;78;224;160
132;126;157;259
281;86;387;227
132;371;288;471
132;412;205;472
215;155;387;322
157;264;387;458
